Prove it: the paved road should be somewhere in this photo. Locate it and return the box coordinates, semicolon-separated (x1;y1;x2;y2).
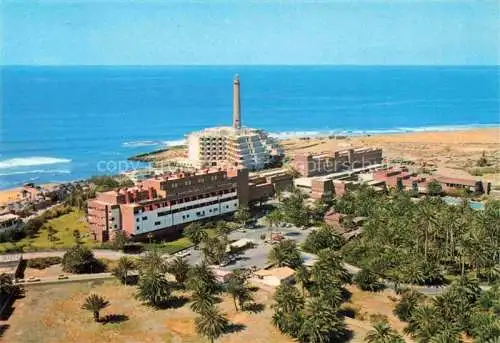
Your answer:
19;272;115;287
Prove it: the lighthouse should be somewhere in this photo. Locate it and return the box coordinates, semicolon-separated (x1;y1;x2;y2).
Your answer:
233;74;241;129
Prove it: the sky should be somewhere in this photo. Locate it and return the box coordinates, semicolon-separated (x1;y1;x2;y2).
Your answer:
1;0;499;66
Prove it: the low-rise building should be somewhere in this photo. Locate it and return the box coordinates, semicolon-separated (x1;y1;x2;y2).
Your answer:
252;267;295;287
293;147;383;177
0;214;22;233
366;167;491;195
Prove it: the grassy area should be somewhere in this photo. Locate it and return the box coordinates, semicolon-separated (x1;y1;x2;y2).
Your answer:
0;209;97;253
145;228;218;255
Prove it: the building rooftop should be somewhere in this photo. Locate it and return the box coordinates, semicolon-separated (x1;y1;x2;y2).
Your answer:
254;267;295;279
190;126;264;138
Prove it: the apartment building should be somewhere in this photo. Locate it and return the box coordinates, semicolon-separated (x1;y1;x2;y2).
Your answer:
88;168;249;242
293;147;383;177
187;76;283;171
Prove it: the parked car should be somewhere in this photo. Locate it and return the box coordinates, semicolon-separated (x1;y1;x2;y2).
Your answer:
219;260;230;267
175;250;191;258
57;274;69;280
27;276;40;283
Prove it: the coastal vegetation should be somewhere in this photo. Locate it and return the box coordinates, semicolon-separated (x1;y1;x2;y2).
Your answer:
394;279;500;342
337;185;500;285
270;247;350;342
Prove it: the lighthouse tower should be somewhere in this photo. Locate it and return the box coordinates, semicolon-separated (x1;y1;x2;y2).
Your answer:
232;74;241;129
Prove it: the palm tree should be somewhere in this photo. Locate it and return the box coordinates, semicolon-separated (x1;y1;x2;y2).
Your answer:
234;206;251;227
136;270;171;307
298;297;346;343
187;262;220;295
81;294;110;322
139;248;166;274
236;285;253;311
364;322;405;343
393;289;424;322
318;285;343;309
295;265;309;296
190;289;217;314
268;239;303;269
195;306;228;343
264;209;283;239
405;305;440;341
215;220;232;237
226;278;242;312
112;256;134;285
167;257;190;285
184;222;208;249
273;283;304;314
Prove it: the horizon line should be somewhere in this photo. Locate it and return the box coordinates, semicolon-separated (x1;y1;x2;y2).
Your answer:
2;64;499;68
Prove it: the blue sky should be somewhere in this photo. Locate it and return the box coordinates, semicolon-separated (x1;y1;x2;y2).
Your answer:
1;0;498;65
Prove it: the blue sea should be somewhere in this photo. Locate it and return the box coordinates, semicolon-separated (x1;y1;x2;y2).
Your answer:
1;66;499;190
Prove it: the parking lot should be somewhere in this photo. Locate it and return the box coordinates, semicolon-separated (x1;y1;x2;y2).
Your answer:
183;217;313;271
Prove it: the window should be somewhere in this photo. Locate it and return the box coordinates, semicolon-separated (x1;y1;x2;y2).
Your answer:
137;226;140;230
136;218;140;222
114;224;117;228
182;215;185;219
142;216;148;221
110;217;115;221
154;221;161;225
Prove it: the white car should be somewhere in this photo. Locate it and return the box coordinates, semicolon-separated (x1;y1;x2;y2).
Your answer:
219;260;230;267
175;251;191;258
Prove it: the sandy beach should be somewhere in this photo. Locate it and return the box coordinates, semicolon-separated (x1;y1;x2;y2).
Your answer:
282;127;500;184
0;187;23;205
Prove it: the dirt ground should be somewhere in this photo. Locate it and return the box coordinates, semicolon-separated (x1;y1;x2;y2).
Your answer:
0;187;22;206
343;285;411;342
0;280;410;343
0;280;292;343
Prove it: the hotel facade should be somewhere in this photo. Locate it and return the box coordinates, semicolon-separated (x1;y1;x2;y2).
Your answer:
88;168;293;242
88;168;249;242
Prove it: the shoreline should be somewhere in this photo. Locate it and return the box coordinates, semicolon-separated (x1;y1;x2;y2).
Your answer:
0;126;498;198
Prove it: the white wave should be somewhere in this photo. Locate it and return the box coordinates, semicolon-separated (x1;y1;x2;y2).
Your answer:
0;169;71;177
123;139;186;148
161;139;186;147
268;123;499;140
0;157;71;169
122;140;162;148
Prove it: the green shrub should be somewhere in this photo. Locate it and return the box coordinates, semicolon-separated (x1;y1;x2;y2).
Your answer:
353;269;385;292
62;245;105;274
27;257;62;269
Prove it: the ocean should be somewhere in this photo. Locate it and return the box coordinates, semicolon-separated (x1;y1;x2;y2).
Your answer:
1;65;498;190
